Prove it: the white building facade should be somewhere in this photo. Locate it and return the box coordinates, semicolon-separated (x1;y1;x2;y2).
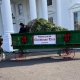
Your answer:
0;0;80;51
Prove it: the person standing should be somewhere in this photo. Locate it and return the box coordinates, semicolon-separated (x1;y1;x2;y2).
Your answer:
19;23;29;52
19;23;26;33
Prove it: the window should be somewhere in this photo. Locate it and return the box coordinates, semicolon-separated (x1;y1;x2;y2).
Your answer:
18;4;23;15
48;17;53;23
47;0;52;6
74;11;80;30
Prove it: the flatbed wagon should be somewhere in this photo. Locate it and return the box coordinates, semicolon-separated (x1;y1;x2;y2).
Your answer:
11;30;80;60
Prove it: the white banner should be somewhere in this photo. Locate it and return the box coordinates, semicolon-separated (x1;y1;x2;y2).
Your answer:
33;35;56;45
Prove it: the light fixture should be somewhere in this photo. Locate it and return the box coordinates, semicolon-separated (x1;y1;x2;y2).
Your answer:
12;13;16;24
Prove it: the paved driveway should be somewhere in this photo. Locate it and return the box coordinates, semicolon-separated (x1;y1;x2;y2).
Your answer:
0;50;80;80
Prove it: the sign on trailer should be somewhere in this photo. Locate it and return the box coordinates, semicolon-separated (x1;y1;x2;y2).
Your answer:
33;35;56;45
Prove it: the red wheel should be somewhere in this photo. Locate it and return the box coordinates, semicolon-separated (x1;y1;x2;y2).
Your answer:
14;52;26;61
60;49;75;60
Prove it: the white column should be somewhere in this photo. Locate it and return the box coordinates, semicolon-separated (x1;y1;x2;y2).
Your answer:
29;0;37;20
41;0;48;20
2;0;14;33
56;0;62;26
1;0;14;51
37;0;42;18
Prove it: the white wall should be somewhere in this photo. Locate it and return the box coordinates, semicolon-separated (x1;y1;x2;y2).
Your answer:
69;0;80;30
48;0;56;24
14;0;29;32
58;0;80;30
60;0;71;30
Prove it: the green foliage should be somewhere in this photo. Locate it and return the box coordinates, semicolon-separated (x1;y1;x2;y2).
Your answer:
28;18;68;32
51;26;68;31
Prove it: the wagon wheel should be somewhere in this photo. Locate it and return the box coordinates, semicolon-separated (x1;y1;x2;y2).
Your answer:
14;52;26;61
60;49;75;60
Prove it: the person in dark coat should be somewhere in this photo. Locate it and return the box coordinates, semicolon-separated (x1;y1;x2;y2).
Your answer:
19;23;26;33
19;23;29;52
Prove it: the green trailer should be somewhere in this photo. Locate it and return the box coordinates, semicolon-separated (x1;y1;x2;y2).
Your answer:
11;30;80;60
